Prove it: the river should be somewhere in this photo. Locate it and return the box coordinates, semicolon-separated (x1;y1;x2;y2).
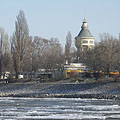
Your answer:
0;97;120;120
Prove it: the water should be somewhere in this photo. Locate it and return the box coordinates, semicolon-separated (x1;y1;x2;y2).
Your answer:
0;97;120;120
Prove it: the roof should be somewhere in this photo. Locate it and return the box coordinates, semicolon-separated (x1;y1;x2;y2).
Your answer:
76;18;93;38
77;28;93;38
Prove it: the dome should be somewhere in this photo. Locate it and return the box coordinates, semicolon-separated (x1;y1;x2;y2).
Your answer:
77;29;93;38
75;18;95;51
76;18;93;38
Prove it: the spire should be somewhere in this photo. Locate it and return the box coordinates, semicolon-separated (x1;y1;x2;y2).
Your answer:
82;17;88;29
77;18;93;38
83;17;87;23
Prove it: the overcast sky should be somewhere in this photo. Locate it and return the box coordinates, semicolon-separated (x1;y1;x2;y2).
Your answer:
0;0;120;46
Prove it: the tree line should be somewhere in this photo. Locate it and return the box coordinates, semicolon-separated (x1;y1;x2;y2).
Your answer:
85;33;120;74
0;10;119;79
0;10;65;78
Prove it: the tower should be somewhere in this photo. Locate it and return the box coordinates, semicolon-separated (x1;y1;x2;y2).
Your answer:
75;18;94;51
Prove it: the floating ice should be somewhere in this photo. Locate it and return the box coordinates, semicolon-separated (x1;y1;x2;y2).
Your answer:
0;97;119;120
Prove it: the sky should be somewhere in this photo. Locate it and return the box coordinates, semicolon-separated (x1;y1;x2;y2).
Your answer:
0;0;120;46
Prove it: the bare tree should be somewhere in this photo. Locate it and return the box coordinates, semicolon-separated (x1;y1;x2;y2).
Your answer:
75;36;82;62
85;33;119;75
65;31;72;63
98;33;118;73
0;28;4;77
70;46;77;63
27;36;64;73
31;36;50;71
2;33;11;72
0;28;11;77
11;10;29;78
23;36;34;72
41;38;64;71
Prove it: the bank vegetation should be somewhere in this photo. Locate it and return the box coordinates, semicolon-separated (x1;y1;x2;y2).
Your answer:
0;10;120;81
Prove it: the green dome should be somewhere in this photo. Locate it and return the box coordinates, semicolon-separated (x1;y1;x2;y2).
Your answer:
77;28;93;38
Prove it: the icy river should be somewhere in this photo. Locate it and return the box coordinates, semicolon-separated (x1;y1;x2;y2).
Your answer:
0;97;120;120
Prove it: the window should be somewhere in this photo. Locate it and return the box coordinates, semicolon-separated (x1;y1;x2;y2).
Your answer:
82;40;88;43
90;41;94;44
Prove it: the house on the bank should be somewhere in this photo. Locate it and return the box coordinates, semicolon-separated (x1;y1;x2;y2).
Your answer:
64;61;91;78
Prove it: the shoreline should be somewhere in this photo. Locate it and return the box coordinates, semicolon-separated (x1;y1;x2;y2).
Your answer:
0;80;120;100
1;93;120;100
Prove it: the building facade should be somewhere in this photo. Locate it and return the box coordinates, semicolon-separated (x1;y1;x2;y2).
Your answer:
75;18;94;51
64;62;90;78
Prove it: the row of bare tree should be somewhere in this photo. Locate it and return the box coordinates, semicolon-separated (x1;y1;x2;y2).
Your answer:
75;33;120;74
0;10;65;78
0;10;119;79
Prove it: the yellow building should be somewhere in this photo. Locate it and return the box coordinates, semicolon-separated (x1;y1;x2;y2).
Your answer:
64;63;88;78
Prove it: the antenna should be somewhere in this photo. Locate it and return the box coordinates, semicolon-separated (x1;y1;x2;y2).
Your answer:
84;8;86;19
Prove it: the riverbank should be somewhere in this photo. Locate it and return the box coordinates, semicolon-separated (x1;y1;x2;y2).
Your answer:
0;78;120;99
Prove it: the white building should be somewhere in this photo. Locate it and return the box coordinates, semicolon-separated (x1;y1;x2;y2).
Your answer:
64;63;87;70
75;18;94;51
64;62;90;78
